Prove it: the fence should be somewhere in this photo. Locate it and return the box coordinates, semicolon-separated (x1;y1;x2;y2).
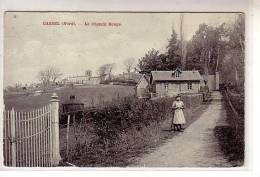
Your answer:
223;89;244;135
3;93;61;167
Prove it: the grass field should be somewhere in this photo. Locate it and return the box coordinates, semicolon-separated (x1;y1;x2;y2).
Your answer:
4;85;135;111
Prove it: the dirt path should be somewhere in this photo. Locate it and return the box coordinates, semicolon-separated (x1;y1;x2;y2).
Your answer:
132;91;232;167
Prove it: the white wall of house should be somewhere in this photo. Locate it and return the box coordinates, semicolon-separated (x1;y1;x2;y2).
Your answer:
67;76;90;84
155;81;200;97
65;75;101;85
202;74;219;91
136;77;149;98
92;77;101;85
207;75;216;91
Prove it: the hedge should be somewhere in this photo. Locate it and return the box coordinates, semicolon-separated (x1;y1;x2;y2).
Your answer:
82;94;203;145
60;93;203;166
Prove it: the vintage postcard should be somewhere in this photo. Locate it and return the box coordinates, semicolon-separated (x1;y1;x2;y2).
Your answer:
2;12;245;168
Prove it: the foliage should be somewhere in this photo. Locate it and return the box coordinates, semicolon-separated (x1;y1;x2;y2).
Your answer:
137;29;182;73
60;93;204;166
81;94;202;146
137;49;160;73
37;66;62;87
97;63;116;79
84;97;171;144
123;58;136;74
214;90;244;165
186;14;244;93
138;14;244;95
221;14;245;93
101;78;137;86
167;29;182;64
186;23;223;75
226;88;244;116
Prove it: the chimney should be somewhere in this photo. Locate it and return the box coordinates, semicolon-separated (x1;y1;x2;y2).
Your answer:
70;95;76;100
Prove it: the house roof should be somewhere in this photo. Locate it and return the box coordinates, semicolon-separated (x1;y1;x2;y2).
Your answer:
151;70;202;82
136;74;150;86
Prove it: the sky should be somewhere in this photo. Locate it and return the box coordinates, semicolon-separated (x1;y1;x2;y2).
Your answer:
4;12;238;87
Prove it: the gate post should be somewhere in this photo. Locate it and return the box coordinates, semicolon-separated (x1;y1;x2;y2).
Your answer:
50;93;61;166
10;108;16;167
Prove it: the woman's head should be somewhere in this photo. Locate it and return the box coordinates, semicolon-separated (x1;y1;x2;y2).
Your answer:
176;95;181;101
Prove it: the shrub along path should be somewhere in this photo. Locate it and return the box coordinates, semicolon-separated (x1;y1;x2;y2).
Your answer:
132;91;233;167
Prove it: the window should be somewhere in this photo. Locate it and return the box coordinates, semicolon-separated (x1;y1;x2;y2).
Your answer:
188;82;192;90
164;83;169;94
172;71;180;78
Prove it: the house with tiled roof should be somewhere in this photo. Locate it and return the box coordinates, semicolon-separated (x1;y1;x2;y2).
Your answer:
151;68;202;97
136;74;151;98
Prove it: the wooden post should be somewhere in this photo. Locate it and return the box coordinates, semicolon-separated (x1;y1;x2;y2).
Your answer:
50;93;61;166
10;108;16;167
66;115;70;160
215;72;220;90
189;95;192;109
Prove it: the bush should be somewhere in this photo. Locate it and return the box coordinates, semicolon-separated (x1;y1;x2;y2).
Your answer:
214;91;244;165
79;94;203;151
83;97;173;145
60;93;204;166
226;89;244;116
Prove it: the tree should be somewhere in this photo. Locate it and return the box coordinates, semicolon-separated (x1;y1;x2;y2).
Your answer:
221;14;245;92
179;14;187;69
97;63;116;80
37;70;50;87
167;28;182;69
138;29;182;73
187;23;220;75
48;66;62;83
167;29;181;58
137;49;160;73
37;66;62;87
228;14;245;53
123;58;136;74
185;15;244;92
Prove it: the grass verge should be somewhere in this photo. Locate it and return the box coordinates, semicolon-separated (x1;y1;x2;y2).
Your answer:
214;91;244;166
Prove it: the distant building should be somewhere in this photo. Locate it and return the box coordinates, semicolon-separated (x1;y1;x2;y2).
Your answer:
100;74;110;82
65;75;91;85
151;68;202;97
116;72;142;83
136;74;150;98
201;73;220;91
89;76;101;85
63;74;101;85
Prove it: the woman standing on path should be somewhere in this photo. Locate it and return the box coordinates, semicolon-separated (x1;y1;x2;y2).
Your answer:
172;95;186;131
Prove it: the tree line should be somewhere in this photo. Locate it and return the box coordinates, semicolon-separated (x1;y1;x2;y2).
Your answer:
137;14;244;92
35;14;244;93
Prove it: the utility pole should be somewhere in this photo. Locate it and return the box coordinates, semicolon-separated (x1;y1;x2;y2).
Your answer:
180;14;186;70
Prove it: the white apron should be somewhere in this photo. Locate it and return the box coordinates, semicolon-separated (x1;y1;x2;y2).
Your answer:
172;101;186;124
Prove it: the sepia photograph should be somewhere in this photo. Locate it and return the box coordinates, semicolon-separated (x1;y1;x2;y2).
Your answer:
2;12;245;168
